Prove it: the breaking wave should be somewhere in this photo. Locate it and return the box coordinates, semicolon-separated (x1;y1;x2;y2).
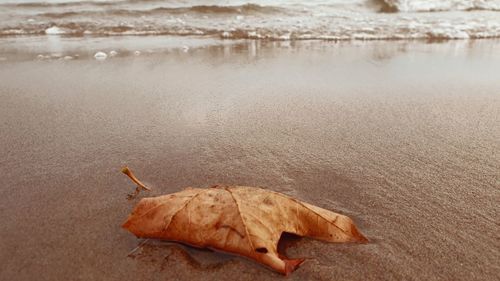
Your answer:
5;0;500;12
380;0;500;12
37;4;285;19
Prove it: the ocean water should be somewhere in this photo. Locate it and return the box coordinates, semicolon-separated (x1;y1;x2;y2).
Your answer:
1;0;500;40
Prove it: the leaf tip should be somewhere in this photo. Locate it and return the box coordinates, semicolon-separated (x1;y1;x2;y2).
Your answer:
284;258;305;276
351;224;369;243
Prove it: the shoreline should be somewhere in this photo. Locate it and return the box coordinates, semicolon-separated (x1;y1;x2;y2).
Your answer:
1;35;500;62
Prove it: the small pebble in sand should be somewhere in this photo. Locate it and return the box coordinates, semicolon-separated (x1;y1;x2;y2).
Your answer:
64;56;73;60
182;46;189;52
109;50;118;57
134;51;141;56
94;51;108;60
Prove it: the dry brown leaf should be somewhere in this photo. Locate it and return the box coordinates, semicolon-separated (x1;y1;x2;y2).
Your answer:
122;168;368;275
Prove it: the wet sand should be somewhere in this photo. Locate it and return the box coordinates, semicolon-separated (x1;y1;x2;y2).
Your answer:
0;40;499;281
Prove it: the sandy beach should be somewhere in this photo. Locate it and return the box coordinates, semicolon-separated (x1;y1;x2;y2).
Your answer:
0;39;499;281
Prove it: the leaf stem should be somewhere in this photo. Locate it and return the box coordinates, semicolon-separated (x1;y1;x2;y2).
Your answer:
122;166;151;199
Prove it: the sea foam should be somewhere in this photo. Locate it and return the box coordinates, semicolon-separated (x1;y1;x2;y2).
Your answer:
45;26;65;35
94;51;108;60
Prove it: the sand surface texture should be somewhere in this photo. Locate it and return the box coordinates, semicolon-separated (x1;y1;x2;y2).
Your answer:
0;41;499;281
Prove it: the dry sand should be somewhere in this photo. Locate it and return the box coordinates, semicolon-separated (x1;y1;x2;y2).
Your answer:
0;40;499;281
